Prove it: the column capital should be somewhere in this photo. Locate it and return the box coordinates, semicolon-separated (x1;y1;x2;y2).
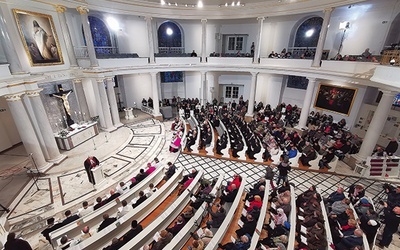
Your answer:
73;78;83;84
200;71;207;75
257;17;265;21
323;7;335;13
105;76;115;82
96;78;106;84
251;72;259;77
144;16;153;21
307;77;317;82
55;5;67;13
201;19;207;23
26;89;43;98
4;92;25;102
76;6;89;14
150;72;158;77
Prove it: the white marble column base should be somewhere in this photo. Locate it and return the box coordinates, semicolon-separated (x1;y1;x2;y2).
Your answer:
244;114;253;122
101;126;118;132
114;123;124;128
47;154;68;165
153;114;163;121
37;162;55;173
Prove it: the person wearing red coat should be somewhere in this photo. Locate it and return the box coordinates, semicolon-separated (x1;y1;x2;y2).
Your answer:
247;195;263;212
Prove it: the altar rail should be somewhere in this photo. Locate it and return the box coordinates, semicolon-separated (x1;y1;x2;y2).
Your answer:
141;105;154;115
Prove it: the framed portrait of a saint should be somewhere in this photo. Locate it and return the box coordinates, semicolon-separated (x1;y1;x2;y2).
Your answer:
314;84;357;116
13;9;64;66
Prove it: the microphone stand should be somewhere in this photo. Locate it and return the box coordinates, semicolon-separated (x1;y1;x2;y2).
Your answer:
28;153;49;196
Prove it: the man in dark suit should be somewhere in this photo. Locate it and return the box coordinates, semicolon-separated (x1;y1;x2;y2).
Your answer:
235;214;257;238
98;213;117;232
62;210;80;226
132;191;147;208
105;189;121;204
166;215;186;236
123;220;143;243
221;184;238;203
83;156;99;184
164;162;176;180
41;217;64;245
216;133;228;155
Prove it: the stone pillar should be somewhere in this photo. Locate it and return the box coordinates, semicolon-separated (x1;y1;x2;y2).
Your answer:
201;19;207;62
297;77;317;129
0;8;24;74
245;72;258;120
105;77;123;127
96;78;115;131
357;90;396;160
145;17;155;64
253;17;265;63
77;6;99;67
26;90;67;164
150;72;162;119
56;5;78;67
200;71;207;105
5;93;52;172
72;79;90;122
312;8;334;67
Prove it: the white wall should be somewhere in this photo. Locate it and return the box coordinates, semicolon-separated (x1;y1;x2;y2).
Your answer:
185;71;201;99
0;97;21;152
121;73;153;108
256;73;284;108
219;21;258;54
116;15;149;57
218;73;251;101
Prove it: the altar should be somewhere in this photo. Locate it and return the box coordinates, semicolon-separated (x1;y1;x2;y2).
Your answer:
55;122;99;150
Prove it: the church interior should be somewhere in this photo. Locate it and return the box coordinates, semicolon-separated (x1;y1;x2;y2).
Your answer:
1;0;400;249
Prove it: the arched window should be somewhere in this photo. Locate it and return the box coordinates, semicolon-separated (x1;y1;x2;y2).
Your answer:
290;17;323;59
157;21;183;54
83;16;113;55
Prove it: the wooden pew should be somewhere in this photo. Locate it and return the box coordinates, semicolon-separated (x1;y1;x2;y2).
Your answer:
218;120;230;156
206;120;215;156
204;176;247;250
71;169;184;249
249;184;270;248
165;174;225;249
120;170;205;250
191;115;201;154
50;166;166;247
318;188;334;250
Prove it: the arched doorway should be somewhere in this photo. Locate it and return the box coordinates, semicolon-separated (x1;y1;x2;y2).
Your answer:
157;21;183;54
289;16;323;59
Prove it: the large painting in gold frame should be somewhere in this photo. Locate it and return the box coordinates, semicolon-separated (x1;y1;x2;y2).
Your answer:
13;9;64;66
314;84;358;116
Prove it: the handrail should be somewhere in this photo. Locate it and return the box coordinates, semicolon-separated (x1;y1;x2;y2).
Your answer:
318;188;334;250
204;176;247;250
287;185;297;249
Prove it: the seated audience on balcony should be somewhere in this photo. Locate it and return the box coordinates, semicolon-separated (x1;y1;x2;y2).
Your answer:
142;98;147;107
191;50;197;57
98;213;117;232
361;48;372;59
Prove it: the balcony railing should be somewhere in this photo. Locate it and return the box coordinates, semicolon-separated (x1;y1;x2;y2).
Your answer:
74;46;89;59
158;47;185;54
287;46;317;59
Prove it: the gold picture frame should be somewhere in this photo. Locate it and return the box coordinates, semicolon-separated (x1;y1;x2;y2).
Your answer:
314;84;358;116
13;9;64;66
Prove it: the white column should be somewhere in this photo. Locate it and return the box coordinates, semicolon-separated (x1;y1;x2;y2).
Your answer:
246;72;258;117
312;8;334;67
26;90;66;164
73;79;90;122
0;8;24;73
105;77;123;127
77;6;99;67
297;77;317;129
357;90;396;160
151;72;162;117
5;93;52;171
253;17;265;63
200;71;207;105
201;19;207;62
97;78;115;131
145;17;155;64
56;5;78;67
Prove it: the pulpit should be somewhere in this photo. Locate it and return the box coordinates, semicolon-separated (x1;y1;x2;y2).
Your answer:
91;165;105;187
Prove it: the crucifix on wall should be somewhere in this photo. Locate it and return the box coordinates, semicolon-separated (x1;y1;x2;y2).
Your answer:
50;84;75;127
